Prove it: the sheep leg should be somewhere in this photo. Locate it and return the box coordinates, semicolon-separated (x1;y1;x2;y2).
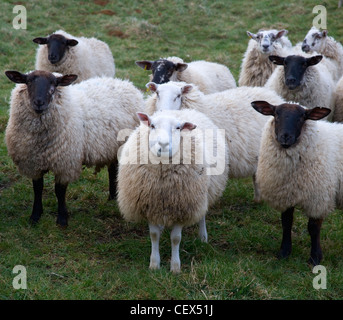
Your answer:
108;161;118;200
198;216;208;243
55;182;69;227
308;218;323;266
170;224;183;273
279;207;294;259
30;177;44;224
149;224;162;270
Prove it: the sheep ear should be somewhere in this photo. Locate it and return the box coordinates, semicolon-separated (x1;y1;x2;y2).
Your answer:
269;55;285;65
305;107;331;120
56;74;78;86
175;63;188;72
66;39;78;46
180;122;196;131
137;112;151;126
247;31;257;40
33;37;48;45
146;82;158;92
276;29;288;39
136;60;154;70
5;71;28;84
181;84;193;95
251;101;275;116
306;55;323;66
321;30;328;37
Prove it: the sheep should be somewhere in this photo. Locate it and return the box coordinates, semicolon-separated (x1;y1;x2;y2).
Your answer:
117;109;229;273
5;70;144;227
238;29;292;87
251;100;343;265
333;75;343;122
33;30;115;83
144;81;285;202
301;27;343;82
265;54;335;121
135;56;236;94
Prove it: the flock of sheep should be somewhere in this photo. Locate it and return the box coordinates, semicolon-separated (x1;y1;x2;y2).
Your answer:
4;26;343;273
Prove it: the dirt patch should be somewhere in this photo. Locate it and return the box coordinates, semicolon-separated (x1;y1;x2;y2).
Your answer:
93;0;109;6
107;27;129;39
95;9;116;16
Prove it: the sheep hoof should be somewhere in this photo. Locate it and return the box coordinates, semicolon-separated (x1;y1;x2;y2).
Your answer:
56;217;68;228
29;216;40;226
277;248;291;259
308;255;322;266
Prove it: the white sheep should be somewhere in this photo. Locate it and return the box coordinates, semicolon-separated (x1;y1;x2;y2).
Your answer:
5;70;144;227
252;100;341;265
333;75;343;122
33;30;115;83
265;53;335;121
145;81;285;201
117;109;229;273
238;29;292;87
302;27;343;82
135;56;236;94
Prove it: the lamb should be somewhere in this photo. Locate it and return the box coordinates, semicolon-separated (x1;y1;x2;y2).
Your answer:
33;30;115;83
5;70;144;227
117;109;229;273
252;100;343;265
144;81;285;201
238;29;292;87
302;27;343;82
265;54;335;121
135;56;236;94
333;75;343;122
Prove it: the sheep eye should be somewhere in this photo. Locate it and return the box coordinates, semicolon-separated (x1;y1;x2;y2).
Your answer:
150;124;155;129
176;126;181;130
49;86;55;94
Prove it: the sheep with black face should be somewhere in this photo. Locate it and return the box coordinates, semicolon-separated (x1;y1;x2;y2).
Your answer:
5;70;143;227
136;56;236;94
265;54;335;121
33;30;115;83
252;100;343;265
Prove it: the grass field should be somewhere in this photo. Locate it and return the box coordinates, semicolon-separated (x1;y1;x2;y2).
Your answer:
1;0;343;300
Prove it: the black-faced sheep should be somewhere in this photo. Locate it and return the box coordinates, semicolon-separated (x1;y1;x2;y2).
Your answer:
5;70;143;226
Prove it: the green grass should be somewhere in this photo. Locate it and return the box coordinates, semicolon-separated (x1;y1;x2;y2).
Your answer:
1;0;343;300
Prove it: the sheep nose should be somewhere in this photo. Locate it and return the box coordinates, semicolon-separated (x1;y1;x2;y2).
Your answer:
34;99;44;107
302;44;310;52
159;141;169;149
263;44;269;49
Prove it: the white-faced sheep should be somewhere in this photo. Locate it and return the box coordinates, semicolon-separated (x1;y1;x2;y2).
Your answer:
144;81;285;202
117;109;229;273
135;56;236;94
333;75;343;122
238;29;292;87
5;70;144;227
265;54;335;120
252;100;343;265
302;27;343;82
33;30;115;83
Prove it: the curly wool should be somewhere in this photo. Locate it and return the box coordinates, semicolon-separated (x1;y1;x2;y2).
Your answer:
117;109;229;227
5;77;144;185
145;82;285;178
238;38;290;87
164;56;236;94
256;118;343;218
35;30;115;83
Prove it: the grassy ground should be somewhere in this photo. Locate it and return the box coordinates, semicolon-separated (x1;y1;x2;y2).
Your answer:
1;0;343;300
